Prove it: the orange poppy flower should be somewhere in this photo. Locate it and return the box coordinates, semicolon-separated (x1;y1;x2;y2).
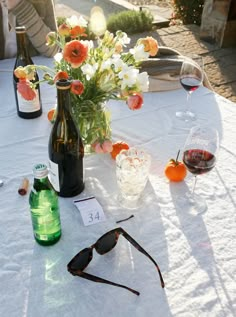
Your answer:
71;80;84;95
17;79;37;101
63;40;88;68
127;93;143;110
53;71;69;83
70;26;87;38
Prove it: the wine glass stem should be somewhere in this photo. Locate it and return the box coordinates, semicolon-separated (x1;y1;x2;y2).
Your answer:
186;92;191;113
192;176;197;194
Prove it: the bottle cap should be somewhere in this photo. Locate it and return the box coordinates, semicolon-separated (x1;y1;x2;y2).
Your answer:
56;79;71;89
33;164;48;179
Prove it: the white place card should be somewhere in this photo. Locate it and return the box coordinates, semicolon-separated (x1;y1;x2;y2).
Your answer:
73;196;106;226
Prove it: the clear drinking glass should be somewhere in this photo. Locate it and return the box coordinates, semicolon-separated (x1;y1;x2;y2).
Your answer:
178;126;219;215
176;56;204;122
116;148;151;209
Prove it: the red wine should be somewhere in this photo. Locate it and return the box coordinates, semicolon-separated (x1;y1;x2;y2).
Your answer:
180;77;201;93
183;149;216;175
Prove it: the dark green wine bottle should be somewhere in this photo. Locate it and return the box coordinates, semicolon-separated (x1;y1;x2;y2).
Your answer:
48;79;84;197
29;163;61;246
13;26;42;119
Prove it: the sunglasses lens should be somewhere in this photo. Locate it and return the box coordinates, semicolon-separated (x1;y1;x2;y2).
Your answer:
96;232;117;254
68;248;92;271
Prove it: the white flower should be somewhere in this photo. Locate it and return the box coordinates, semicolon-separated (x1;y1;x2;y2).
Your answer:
112;56;127;72
81;63;98;80
77;15;88;27
136;72;149;92
117;32;130;46
101;59;112;71
80;40;94;50
130;44;149;61
66;15;88;28
54;52;63;63
118;67;139;90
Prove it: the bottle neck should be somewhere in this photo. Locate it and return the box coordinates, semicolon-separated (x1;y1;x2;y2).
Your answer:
33;176;52;191
32;164;51;188
16;31;30;59
34;176;48;183
57;87;72;116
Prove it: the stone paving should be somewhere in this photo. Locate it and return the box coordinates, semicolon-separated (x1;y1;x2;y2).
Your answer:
55;0;236;102
155;24;236;102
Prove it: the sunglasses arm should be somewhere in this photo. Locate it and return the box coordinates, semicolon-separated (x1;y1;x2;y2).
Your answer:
69;269;140;296
121;229;165;288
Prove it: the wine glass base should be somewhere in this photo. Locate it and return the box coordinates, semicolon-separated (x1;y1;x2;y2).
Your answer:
176;192;207;216
176;110;197;122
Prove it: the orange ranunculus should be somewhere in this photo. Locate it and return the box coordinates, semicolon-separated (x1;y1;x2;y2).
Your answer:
127;93;143;110
53;71;69;83
17;79;37;101
63;40;88;68
71;80;84;95
138;36;158;57
14;67;27;79
115;43;123;54
70;26;87;38
14;66;36;81
58;23;71;37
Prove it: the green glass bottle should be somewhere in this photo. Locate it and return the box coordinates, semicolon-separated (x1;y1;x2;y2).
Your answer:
48;79;84;197
29;163;61;246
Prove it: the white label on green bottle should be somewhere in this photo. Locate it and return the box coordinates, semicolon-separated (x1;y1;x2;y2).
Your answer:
17;90;40;113
48;159;60;192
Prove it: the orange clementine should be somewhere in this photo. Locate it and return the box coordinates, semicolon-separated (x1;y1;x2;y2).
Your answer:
110;141;129;160
164;151;187;182
47;108;56;123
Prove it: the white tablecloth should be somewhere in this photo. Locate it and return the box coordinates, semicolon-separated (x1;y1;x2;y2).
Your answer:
0;57;235;317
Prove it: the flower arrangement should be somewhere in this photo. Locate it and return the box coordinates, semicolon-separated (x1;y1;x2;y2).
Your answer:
14;10;158;153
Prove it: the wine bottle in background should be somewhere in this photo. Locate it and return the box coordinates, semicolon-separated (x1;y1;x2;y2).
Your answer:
29;163;61;246
13;26;42;119
48;79;84;197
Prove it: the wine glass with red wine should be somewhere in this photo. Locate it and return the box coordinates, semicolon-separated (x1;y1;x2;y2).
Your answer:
176;57;203;122
180;126;219;214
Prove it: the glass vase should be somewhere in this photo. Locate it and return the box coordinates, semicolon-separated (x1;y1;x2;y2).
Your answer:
71;99;111;154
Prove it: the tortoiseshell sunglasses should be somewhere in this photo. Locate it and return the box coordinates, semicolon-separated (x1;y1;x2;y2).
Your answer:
67;227;165;296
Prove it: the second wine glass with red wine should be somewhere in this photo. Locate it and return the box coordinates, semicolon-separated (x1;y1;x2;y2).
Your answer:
180;126;219;214
176;57;203;122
